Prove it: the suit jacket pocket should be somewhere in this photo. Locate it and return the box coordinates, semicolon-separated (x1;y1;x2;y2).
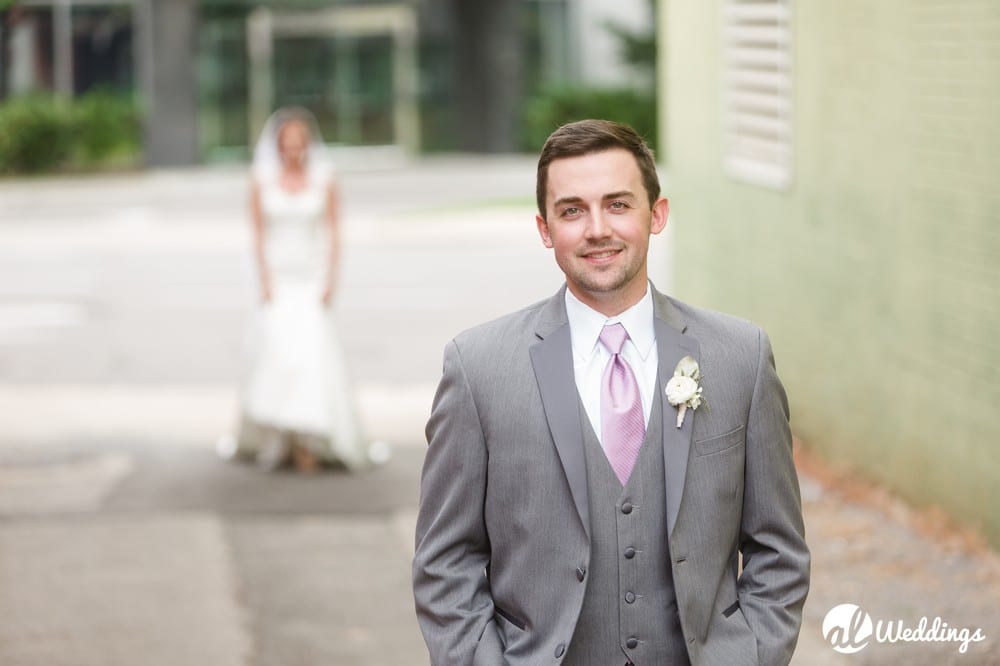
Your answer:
473;618;506;666
693;425;745;457
494;605;526;631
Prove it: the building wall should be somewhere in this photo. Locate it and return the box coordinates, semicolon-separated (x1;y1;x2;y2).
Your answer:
660;0;1000;546
570;0;652;87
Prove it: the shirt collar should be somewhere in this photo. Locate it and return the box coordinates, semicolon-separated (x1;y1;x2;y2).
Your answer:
564;283;656;362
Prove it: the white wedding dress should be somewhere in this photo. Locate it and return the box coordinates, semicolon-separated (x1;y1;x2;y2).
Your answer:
237;171;369;469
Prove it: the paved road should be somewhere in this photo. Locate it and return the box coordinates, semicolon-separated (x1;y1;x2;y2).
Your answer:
0;158;559;666
1;160;997;665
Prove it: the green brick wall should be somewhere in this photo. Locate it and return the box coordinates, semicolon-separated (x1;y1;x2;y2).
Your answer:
660;0;1000;547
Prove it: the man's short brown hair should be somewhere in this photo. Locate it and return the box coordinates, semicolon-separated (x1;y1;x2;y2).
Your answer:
536;119;660;218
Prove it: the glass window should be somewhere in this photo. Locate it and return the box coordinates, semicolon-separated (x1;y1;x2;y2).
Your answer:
198;10;250;161
71;6;134;95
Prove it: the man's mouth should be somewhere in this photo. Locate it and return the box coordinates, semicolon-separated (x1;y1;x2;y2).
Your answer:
581;248;623;262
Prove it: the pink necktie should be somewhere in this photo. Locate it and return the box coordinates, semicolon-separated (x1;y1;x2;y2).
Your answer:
599;323;645;485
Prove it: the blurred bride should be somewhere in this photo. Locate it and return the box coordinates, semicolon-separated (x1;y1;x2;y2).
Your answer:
222;107;376;473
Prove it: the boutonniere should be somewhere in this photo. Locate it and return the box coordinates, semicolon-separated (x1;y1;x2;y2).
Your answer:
665;356;705;429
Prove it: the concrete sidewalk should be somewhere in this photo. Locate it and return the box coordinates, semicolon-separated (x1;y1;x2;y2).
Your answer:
793;449;1000;665
3;431;996;664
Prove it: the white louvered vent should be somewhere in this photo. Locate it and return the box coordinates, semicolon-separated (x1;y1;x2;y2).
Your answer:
722;0;792;189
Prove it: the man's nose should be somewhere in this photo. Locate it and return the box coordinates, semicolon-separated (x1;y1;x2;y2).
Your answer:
583;210;612;239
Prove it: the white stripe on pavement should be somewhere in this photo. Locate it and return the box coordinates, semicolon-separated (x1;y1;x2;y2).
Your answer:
0;383;435;450
0;453;133;514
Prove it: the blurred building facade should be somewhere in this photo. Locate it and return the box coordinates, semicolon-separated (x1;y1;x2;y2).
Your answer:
1;0;654;164
660;0;1000;547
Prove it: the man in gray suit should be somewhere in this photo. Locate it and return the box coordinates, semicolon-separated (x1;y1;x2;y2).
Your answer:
413;120;809;665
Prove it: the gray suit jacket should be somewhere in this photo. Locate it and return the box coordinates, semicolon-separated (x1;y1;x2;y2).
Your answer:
413;285;809;665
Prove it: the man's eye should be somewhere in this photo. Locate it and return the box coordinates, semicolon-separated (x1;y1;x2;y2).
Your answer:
561;207;581;217
609;200;628;210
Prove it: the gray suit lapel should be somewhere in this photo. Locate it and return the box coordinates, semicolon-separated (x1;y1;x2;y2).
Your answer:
652;288;700;537
529;288;590;540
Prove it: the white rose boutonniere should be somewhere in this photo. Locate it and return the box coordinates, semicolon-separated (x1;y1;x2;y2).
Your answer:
665;355;705;429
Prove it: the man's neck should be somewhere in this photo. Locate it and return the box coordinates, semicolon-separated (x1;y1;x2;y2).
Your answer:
567;279;649;318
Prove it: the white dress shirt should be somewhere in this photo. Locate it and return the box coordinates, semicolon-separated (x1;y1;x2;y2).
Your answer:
565;284;658;447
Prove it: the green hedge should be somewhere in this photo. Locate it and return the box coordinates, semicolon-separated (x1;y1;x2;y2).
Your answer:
73;90;141;165
521;87;658;154
0;91;141;174
0;96;75;173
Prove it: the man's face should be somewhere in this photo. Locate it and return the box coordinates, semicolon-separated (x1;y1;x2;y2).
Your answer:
536;148;668;314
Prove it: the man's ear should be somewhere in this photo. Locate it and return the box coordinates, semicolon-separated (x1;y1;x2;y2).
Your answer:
650;197;669;235
536;214;554;248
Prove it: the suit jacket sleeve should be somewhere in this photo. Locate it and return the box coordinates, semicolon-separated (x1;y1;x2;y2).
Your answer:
412;340;502;665
738;329;811;666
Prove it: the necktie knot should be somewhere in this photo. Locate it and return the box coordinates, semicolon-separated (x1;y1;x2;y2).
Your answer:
599;323;629;355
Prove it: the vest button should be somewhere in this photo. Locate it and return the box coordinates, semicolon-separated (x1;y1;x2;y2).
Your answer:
626;637;639;649
621;502;633;514
625;591;636;604
555;643;566;658
624;546;636;559
576;567;586;582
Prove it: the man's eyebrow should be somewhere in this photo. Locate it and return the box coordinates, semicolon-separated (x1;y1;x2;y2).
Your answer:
552;191;638;209
552;195;585;209
603;190;637;201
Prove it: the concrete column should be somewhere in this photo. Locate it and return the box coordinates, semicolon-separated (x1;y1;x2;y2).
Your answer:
139;0;199;166
451;0;522;153
52;0;73;96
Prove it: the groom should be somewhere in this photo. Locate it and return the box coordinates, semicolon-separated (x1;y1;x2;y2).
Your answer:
412;120;809;665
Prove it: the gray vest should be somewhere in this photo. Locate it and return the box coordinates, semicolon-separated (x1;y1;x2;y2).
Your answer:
565;384;688;665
